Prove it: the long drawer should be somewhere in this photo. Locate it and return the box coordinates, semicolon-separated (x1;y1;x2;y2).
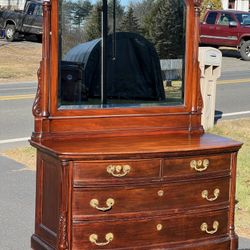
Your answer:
72;177;229;219
72;209;228;250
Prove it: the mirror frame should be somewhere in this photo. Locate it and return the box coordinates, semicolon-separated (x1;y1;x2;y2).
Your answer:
32;0;203;142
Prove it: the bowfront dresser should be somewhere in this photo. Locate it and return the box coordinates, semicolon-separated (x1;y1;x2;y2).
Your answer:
30;0;242;249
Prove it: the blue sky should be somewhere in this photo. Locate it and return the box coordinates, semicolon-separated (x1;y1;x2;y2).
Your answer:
120;0;130;5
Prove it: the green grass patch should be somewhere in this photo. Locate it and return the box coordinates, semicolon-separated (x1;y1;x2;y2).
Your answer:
208;118;250;236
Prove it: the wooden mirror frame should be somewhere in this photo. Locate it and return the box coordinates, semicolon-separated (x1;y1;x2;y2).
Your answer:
31;0;203;143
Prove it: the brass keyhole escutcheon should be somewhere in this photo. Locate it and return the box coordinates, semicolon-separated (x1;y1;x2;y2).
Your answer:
157;190;164;197
156;224;163;231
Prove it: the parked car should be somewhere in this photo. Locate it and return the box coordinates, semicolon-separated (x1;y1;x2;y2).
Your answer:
0;0;42;42
200;10;250;60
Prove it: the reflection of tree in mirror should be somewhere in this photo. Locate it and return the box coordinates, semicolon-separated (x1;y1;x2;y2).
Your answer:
61;0;93;55
120;6;140;33
129;0;155;27
108;0;125;31
84;1;102;41
71;0;92;26
61;0;186;59
84;0;125;41
142;0;185;59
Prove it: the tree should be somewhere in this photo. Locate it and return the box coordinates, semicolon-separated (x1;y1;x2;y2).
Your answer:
120;6;140;33
200;0;222;20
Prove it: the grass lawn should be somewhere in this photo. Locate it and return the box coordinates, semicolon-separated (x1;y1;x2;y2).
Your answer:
208;118;250;237
2;117;250;236
0;41;41;83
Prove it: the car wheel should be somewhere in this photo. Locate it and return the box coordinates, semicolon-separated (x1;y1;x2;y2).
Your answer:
5;24;17;42
240;40;250;61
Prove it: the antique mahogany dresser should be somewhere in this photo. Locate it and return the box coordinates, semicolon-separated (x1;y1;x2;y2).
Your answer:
30;0;242;249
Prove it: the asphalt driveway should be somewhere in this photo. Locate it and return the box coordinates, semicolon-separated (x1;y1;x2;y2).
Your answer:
0;156;35;250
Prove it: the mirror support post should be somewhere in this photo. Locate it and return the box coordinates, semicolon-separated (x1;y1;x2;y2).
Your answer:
101;0;108;105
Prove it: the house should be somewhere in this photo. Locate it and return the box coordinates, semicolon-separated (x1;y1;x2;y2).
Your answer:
221;0;250;11
0;0;26;10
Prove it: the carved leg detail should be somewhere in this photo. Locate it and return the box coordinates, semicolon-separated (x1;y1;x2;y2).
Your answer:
58;212;68;250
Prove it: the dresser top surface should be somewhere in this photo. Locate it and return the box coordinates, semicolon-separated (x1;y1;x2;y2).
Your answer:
31;133;242;159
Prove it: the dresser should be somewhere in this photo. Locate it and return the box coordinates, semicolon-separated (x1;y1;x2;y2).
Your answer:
30;0;242;249
30;134;241;250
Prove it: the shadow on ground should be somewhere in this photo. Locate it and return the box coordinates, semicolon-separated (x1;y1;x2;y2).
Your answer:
220;48;241;59
214;110;223;124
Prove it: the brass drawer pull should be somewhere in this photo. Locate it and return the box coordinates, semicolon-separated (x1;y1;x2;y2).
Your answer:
202;188;220;201
90;198;115;211
200;221;219;235
89;233;114;246
190;159;209;172
107;164;131;177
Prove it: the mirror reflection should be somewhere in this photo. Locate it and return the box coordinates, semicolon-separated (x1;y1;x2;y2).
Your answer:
58;0;186;108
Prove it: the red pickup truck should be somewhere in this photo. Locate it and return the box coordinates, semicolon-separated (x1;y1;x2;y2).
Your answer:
200;10;250;60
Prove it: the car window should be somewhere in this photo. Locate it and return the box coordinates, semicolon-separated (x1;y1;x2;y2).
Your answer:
217;13;234;25
36;5;43;16
27;3;36;15
206;12;217;24
236;14;250;25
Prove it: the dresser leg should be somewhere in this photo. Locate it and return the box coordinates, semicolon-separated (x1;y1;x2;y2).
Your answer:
230;233;239;250
31;234;54;250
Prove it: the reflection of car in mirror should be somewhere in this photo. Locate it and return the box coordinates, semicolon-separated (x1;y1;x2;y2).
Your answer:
0;0;43;42
200;10;250;60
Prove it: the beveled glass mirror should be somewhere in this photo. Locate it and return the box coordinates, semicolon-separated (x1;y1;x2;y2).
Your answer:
58;0;186;109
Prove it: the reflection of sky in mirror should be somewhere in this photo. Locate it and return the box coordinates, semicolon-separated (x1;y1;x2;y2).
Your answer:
90;0;131;6
121;0;129;5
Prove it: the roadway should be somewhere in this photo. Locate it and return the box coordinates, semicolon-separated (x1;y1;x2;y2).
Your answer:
216;49;250;120
0;82;35;151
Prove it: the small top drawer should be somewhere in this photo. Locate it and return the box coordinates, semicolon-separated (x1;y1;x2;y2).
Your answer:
163;154;231;178
73;159;161;186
